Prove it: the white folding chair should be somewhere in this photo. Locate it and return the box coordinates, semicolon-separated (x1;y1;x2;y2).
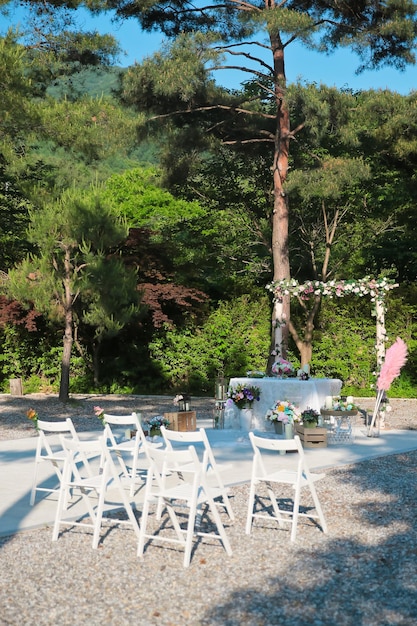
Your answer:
30;418;91;506
246;433;327;542
160;426;234;520
137;445;233;568
52;436;140;549
102;412;151;496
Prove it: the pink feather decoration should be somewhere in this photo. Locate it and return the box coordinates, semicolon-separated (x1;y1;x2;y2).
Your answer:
377;337;408;391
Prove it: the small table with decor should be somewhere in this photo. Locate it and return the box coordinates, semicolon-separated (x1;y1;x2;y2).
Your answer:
320;409;358;443
227;377;343;431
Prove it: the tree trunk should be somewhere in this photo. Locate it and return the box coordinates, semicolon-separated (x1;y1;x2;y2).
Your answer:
286;203;335;367
60;328;72;402
92;341;100;387
268;27;290;368
59;247;73;402
298;343;313;368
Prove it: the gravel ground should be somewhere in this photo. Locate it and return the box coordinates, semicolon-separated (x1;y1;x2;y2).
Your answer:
1;393;416;441
1;394;417;625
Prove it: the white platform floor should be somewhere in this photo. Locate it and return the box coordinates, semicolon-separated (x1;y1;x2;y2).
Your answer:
1;420;417;537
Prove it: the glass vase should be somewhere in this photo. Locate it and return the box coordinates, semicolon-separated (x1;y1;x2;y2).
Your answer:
239;407;253;431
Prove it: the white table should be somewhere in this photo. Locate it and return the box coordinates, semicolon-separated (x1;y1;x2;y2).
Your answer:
226;377;342;430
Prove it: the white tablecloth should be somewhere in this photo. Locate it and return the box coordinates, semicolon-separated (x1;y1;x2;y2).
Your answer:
226;377;342;430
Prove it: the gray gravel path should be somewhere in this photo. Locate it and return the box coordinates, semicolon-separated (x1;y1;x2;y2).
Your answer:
1;393;416;441
1;394;417;625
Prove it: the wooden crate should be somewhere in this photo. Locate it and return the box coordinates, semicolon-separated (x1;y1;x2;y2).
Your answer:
164;411;197;432
295;424;327;449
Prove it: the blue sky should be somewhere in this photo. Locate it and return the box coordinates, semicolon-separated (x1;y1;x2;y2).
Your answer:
3;6;417;94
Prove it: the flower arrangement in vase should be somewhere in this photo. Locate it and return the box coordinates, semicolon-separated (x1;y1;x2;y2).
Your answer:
300;407;320;428
146;415;170;436
266;400;301;425
271;357;294;378
227;384;261;410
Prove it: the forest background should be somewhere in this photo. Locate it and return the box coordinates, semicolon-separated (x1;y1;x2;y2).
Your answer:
1;0;417;400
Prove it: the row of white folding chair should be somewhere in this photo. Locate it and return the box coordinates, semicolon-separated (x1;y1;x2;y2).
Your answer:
38;417;326;560
30;412;149;507
246;432;328;542
52;435;140;549
50;427;233;564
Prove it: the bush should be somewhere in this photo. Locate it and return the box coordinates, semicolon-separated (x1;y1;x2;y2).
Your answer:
148;294;271;394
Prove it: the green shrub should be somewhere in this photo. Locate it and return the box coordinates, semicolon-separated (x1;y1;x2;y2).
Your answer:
149;294;271;393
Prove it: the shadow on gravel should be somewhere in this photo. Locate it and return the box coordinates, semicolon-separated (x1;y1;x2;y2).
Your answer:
203;451;417;626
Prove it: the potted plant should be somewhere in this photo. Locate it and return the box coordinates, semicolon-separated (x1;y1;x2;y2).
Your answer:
146;415;171;437
301;407;320;428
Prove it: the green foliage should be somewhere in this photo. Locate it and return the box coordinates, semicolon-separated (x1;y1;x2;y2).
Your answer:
123;32;218;106
0;322;62;391
5;5;120;89
81;255;139;342
0;172;33;271
0;33;37;134
3;3;417;398
102;167;204;227
40;96;140;164
148;294;270;393
47;66;125;100
161;146;273;296
6;187;141;396
305;290;417;397
7;189;133;316
0;33;148;206
311;300;376;389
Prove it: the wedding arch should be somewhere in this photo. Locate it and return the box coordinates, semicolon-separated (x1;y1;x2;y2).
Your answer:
266;276;398;369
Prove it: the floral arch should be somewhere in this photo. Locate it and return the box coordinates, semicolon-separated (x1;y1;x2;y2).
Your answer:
266;277;398;369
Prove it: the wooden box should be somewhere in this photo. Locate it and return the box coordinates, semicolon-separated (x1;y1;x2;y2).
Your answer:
164;411;197;432
295;424;327;449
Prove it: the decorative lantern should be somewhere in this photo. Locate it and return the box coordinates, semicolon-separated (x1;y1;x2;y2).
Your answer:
215;372;228;401
213;371;228;429
177;394;191;412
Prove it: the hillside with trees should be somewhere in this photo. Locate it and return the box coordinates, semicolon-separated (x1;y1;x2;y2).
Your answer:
0;1;416;399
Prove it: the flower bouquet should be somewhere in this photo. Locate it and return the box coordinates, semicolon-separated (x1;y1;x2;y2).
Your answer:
94;406;105;423
26;408;39;431
266;400;301;425
227;384;261;409
271;357;294;378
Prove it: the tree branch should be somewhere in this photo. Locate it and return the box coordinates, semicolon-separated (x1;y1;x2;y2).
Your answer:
222;137;275;145
219;47;273;74
211;63;272;83
148;104;276;122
